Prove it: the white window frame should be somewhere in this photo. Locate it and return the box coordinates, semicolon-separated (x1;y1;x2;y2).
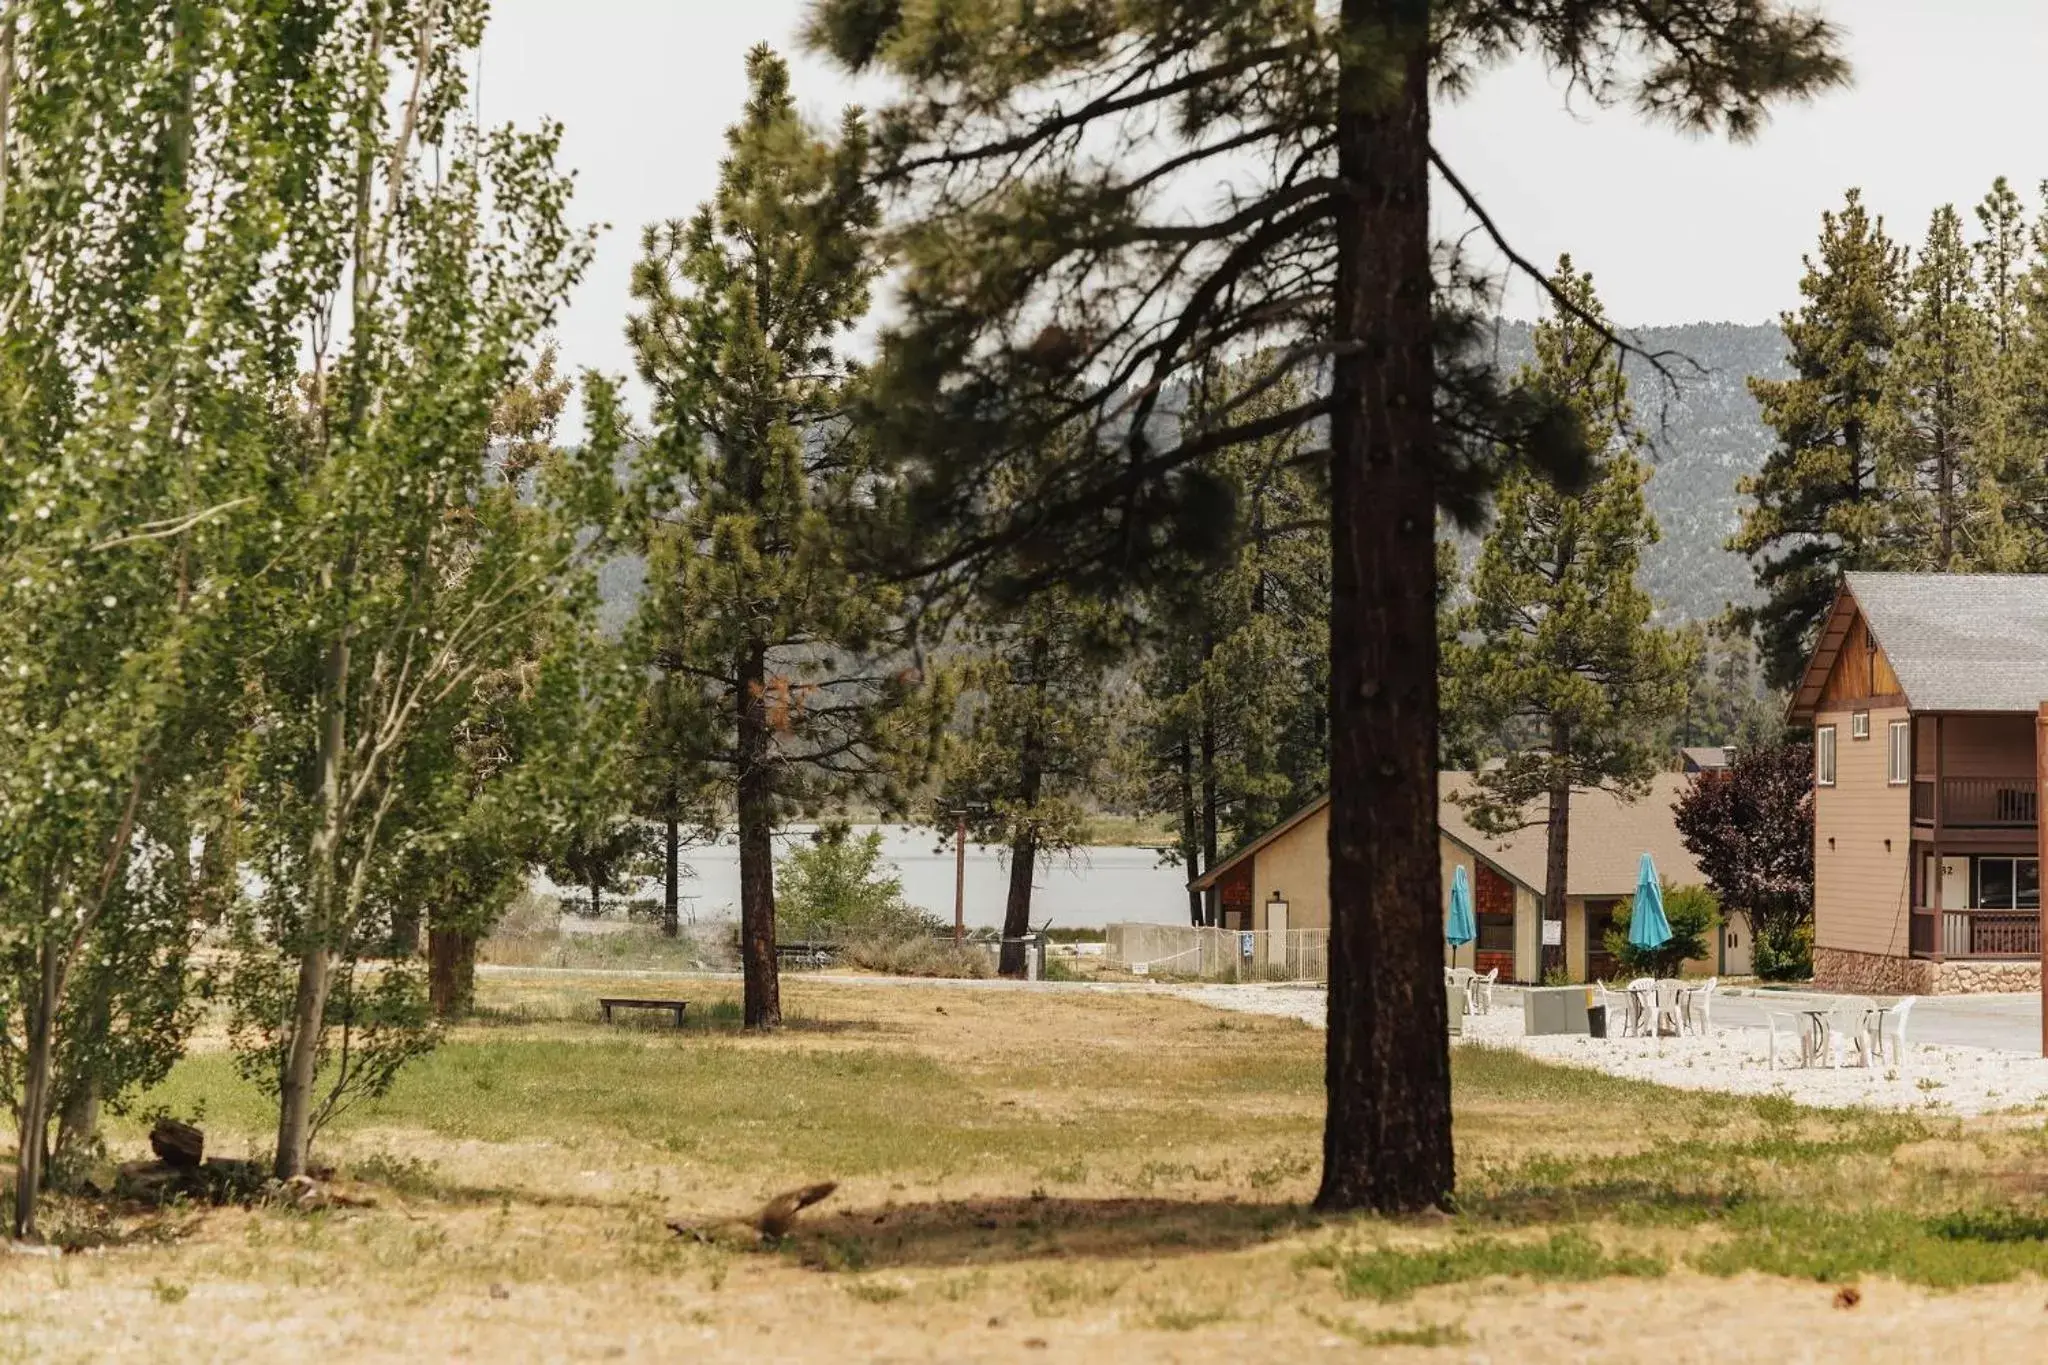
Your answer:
1850;710;1870;740
1887;719;1910;786
1816;725;1837;787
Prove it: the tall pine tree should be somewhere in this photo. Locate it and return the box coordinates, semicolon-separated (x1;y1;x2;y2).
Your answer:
809;0;1843;1214
1444;260;1694;976
630;46;940;1030
1733;189;1901;690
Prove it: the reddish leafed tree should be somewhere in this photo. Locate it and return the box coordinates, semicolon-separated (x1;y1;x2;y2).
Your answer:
1673;740;1815;947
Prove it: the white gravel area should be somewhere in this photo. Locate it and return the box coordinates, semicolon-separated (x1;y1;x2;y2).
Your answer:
1166;983;2048;1116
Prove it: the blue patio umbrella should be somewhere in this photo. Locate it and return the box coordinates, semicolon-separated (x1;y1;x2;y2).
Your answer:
1446;865;1477;948
1628;852;1673;950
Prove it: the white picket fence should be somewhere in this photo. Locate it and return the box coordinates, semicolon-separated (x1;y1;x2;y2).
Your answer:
1105;923;1329;983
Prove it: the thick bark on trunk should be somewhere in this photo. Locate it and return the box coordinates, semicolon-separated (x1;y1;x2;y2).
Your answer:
1316;0;1453;1216
999;830;1040;978
12;941;58;1238
736;639;781;1030
663;803;681;939
999;711;1047;977
1543;781;1571;977
1199;651;1220;876
428;926;478;1020
276;634;349;1180
1177;737;1204;924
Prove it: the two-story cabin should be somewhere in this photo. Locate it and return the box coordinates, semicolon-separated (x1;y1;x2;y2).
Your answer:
1790;572;2046;994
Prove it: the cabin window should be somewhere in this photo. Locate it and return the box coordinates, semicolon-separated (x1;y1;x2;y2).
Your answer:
1887;720;1910;785
1850;710;1870;740
1973;857;2041;911
1815;725;1837;786
1476;910;1515;954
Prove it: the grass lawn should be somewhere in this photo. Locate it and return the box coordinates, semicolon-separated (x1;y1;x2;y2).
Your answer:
7;975;2048;1361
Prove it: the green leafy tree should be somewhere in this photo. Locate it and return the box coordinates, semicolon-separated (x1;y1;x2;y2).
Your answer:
1733;189;1902;689
227;1;608;1179
775;824;928;942
1443;259;1695;978
943;582;1125;974
629;46;942;1031
807;0;1843;1213
0;0;330;1236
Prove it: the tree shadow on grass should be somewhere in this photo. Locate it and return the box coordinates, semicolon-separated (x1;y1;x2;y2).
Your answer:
779;1195;1323;1271
467;1003;905;1038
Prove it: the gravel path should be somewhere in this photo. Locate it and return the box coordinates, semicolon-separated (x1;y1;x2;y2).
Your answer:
1167;983;2048;1117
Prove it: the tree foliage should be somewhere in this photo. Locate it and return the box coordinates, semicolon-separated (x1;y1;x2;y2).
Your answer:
1740;176;2048;682
1444;260;1695;967
630;45;943;1030
808;0;1845;1215
1672;740;1815;962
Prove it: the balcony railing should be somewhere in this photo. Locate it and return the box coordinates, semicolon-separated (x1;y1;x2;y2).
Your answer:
1911;776;2038;828
1910;907;2041;959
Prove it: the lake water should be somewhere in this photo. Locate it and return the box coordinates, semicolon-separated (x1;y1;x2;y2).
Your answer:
542;824;1195;931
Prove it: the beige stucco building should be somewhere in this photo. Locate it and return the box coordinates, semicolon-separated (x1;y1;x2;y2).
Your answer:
1789;573;2046;994
1188;772;1711;984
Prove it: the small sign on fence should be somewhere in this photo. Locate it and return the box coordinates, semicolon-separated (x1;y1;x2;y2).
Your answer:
1239;931;1254;959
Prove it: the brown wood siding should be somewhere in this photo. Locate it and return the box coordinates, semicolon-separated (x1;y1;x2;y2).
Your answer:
1933;713;2034;777
1818;611;1904;706
1814;703;1914;956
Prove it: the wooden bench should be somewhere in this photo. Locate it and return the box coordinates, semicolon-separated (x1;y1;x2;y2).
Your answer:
598;997;688;1027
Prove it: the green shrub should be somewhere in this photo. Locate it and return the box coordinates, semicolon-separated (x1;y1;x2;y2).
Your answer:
1604;883;1719;978
1753;917;1813;981
776;823;938;942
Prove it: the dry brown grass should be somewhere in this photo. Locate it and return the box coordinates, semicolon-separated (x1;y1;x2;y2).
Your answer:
4;977;2048;1362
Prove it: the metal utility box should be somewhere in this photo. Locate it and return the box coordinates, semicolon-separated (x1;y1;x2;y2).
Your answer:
1446;983;1464;1037
1522;985;1592;1037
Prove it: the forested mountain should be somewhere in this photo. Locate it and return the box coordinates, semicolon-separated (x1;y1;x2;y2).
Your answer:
596;320;1791;629
1487;320;1789;622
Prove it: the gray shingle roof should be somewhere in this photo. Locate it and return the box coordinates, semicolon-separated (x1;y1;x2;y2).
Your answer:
1848;571;2048;713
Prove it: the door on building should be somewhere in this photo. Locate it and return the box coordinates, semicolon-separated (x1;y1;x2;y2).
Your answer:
1583;898;1623;983
1263;894;1288;969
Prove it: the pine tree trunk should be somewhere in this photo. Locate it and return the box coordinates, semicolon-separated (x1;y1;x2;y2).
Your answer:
428;926;478;1020
1544;723;1572;980
1000;710;1046;978
275;633;349;1180
1177;737;1203;924
736;639;780;1029
1316;0;1453;1216
12;938;58;1238
663;800;681;939
1199;675;1220;874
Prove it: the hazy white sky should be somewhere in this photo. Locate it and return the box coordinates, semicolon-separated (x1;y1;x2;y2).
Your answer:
478;1;2048;403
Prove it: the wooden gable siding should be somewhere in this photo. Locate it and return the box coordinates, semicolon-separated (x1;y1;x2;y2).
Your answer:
1813;700;1912;956
1818;609;1904;707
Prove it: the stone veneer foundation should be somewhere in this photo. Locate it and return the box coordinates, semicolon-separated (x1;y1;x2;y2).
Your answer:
1813;946;2042;995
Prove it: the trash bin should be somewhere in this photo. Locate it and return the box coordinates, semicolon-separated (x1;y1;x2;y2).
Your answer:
1446;982;1464;1037
1588;1003;1608;1039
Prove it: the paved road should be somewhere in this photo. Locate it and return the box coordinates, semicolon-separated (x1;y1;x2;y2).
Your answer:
1710;988;2044;1055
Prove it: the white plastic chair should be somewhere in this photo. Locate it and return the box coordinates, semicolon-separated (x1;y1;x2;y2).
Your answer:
1682;977;1718;1035
1875;996;1917;1069
1764;1010;1810;1070
1465;967;1498;1017
1652;979;1685;1038
1625;977;1655;1038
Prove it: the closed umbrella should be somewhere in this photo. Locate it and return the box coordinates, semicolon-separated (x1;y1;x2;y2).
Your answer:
1446;865;1477;948
1628;852;1673;951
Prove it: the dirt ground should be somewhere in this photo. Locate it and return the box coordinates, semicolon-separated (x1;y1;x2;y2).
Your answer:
4;976;2047;1362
